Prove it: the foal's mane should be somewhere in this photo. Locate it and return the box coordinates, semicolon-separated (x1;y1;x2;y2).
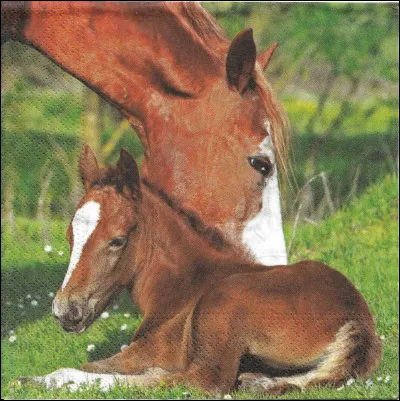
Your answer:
90;165;230;251
142;179;230;251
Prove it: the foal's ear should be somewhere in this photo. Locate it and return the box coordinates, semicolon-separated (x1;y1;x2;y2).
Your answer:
258;42;279;71
117;149;141;198
226;28;257;94
79;144;99;191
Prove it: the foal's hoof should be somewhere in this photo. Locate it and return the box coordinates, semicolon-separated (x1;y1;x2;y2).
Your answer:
14;376;37;385
238;373;293;395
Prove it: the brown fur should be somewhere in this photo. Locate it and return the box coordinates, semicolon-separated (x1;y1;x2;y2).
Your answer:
2;1;290;252
54;148;381;395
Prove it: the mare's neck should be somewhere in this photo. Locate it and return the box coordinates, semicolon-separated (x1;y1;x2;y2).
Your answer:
9;2;223;128
129;184;249;319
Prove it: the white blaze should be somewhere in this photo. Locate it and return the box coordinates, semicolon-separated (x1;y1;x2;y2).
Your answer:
61;201;101;291
242;121;288;266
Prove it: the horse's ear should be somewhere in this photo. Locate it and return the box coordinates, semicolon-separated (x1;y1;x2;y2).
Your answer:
258;42;278;71
79;144;99;191
117;149;141;198
226;28;257;94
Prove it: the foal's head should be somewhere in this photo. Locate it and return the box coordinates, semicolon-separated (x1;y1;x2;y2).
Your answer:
53;145;141;333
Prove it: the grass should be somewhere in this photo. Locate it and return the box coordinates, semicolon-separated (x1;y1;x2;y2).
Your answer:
1;175;398;399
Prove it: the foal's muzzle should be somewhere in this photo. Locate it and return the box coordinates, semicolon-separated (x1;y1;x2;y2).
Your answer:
52;296;94;333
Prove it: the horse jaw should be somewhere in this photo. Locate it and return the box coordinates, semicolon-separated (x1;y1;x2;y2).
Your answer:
242;134;288;266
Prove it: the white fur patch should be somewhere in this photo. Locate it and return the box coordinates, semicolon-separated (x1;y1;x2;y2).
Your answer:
242;123;288;266
61;201;101;291
19;367;168;391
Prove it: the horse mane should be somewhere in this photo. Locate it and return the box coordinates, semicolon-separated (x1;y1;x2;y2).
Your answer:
177;2;227;42
142;179;230;252
176;2;291;189
90;165;230;251
254;75;292;192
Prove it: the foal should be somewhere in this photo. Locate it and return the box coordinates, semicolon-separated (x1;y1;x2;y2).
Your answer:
51;146;381;394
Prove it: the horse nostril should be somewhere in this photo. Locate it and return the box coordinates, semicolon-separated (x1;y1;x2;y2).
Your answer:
68;303;83;322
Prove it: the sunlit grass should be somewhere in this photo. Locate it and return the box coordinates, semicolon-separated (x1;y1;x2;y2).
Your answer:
1;175;398;399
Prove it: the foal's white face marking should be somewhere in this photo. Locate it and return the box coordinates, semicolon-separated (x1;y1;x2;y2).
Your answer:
61;201;101;291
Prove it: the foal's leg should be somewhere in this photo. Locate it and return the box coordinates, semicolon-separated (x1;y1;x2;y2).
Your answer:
163;309;244;393
81;341;156;374
239;321;381;395
17;367;168;391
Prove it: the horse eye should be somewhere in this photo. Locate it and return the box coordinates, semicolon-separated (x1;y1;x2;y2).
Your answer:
248;155;274;177
109;236;127;249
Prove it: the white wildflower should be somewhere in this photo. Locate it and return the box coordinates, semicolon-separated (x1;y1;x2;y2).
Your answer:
366;379;373;388
58;251;64;256
377;377;383;382
223;395;233;400
8;330;15;335
123;312;130;318
120;324;128;331
384;375;391;383
26;294;32;299
9;335;17;343
337;385;345;391
31;300;38;307
113;304;119;310
120;344;128;351
100;311;110;319
87;344;96;352
346;377;355;386
380;335;386;340
48;292;55;298
44;245;53;253
17;304;24;309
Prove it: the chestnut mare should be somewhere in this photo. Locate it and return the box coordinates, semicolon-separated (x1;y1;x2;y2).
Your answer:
24;146;381;395
2;1;289;265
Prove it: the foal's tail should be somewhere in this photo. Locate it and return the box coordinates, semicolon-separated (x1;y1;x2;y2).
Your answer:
349;321;382;378
312;320;382;386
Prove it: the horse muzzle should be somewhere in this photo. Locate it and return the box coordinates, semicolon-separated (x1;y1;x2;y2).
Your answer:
52;296;95;333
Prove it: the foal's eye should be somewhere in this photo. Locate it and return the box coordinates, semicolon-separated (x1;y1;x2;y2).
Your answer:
108;236;127;249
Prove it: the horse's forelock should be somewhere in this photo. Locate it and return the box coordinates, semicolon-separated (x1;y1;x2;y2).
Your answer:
255;74;291;190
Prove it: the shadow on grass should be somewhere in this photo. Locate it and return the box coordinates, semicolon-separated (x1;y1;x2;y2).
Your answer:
1;262;64;337
1;262;139;340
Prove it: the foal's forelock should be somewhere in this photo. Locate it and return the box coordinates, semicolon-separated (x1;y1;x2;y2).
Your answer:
61;201;101;291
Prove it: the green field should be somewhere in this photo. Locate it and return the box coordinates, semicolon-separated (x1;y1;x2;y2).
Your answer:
1;175;398;399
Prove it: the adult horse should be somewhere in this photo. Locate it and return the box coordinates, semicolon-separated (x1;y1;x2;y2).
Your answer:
2;1;289;264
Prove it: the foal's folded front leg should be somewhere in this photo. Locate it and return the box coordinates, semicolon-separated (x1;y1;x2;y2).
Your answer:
17;367;169;391
81;341;154;375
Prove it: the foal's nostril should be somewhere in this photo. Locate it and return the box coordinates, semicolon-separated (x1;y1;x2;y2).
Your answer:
68;302;83;322
52;298;83;324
